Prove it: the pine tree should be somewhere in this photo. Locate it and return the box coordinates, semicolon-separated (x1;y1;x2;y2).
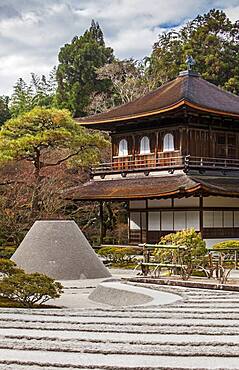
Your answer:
0;96;11;126
10;78;34;117
148;9;239;94
55;20;114;117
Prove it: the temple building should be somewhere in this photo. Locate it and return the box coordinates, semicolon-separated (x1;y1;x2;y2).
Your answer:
69;68;239;247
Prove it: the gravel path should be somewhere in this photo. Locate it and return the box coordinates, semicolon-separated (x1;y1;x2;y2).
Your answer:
0;280;239;369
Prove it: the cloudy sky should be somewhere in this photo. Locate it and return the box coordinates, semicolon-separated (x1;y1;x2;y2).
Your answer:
0;0;238;95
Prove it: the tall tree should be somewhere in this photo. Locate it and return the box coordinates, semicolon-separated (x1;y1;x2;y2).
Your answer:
87;59;155;115
30;68;57;108
10;78;33;118
55;20;114;117
10;69;57;118
0;96;11;126
149;9;239;94
0;107;108;214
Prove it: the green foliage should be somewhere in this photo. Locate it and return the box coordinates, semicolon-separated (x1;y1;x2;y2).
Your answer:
149;9;239;94
0;258;23;276
155;229;207;280
0;271;63;307
0;107;108;168
97;246;141;264
55;20;114;116
0;107;108;214
10;78;33;118
0;96;11;126
212;240;239;250
0;245;17;259
10;70;57;118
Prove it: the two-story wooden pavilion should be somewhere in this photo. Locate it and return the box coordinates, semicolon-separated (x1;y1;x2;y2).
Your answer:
67;69;239;247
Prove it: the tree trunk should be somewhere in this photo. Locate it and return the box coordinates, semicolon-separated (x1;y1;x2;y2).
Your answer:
31;149;42;217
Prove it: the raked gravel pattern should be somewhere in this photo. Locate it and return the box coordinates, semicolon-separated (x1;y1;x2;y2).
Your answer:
1;283;239;369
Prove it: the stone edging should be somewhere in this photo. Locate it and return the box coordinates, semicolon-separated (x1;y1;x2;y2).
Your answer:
123;277;239;291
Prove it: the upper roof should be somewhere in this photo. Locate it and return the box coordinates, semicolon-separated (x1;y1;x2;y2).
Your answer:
76;70;239;128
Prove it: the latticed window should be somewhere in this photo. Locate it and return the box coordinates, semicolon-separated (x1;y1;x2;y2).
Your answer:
163;133;174;152
118;139;128;156
140;136;150;154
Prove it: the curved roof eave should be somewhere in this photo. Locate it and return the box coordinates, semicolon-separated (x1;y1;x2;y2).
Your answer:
77;99;239;127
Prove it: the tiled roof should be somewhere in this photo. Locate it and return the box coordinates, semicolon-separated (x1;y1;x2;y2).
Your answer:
76;71;239;127
65;173;239;201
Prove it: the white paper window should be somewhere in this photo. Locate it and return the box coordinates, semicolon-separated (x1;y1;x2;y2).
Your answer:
224;211;233;227
130;213;140;230
140;136;150;154
214;211;223;227
174;212;186;230
119;139;128;157
161;212;174;230
163;133;174;152
186;211;200;231
234;211;239;227
148;212;160;231
204;211;214;228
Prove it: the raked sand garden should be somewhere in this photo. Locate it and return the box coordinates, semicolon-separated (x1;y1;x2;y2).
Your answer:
1;269;239;370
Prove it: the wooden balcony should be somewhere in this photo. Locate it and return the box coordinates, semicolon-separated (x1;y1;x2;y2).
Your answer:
92;154;239;176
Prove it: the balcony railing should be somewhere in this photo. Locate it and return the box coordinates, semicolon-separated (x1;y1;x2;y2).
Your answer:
92;154;239;176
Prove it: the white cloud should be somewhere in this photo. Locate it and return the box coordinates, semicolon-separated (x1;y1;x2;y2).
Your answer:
0;0;238;95
224;5;239;21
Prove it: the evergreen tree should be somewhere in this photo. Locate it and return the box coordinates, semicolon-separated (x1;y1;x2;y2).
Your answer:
149;9;239;94
0;96;11;126
0;107;108;214
10;69;57;118
31;68;57;108
10;78;34;117
55;20;114;117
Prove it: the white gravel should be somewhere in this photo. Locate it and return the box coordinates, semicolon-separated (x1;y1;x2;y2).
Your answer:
0;270;239;369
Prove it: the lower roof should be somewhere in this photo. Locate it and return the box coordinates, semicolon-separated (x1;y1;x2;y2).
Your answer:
65;173;239;201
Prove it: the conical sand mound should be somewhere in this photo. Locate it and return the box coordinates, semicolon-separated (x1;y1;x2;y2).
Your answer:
11;220;111;280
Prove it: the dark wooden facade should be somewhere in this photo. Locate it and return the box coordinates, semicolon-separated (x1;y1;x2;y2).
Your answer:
72;70;239;246
104;112;239;174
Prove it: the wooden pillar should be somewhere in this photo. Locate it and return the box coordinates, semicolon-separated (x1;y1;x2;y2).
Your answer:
132;135;135;162
155;131;159;166
146;199;149;243
186;127;189;155
126;201;130;244
199;195;203;237
99;201;104;245
178;128;181;155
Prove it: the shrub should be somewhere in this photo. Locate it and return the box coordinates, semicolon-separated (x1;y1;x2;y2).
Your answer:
212;240;239;250
0;272;63;308
155;228;207;280
97;246;141;264
0;258;23;277
0;258;63;307
0;245;17;259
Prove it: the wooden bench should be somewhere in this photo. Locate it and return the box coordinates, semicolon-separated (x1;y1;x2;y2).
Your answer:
134;262;186;277
135;243;188;277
